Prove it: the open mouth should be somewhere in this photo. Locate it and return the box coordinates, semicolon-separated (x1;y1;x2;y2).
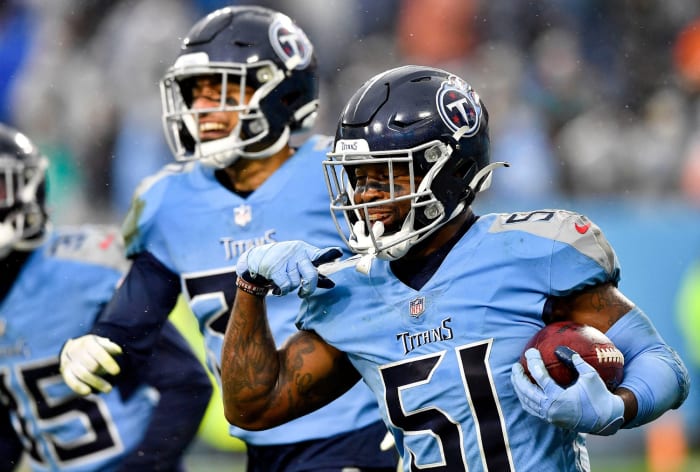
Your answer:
368;212;389;222
366;208;397;228
199;121;228;138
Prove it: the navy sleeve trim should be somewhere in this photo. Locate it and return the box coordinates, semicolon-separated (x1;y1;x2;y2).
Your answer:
91;251;181;383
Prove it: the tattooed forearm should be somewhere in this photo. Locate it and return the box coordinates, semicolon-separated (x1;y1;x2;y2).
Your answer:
546;282;635;331
221;290;283;427
228;298;279;397
221;289;355;430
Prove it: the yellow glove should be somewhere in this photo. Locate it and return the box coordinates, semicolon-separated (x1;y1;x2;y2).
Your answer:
59;335;122;395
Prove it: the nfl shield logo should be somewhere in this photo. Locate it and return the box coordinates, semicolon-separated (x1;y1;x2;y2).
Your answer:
234;204;252;227
409;297;425;317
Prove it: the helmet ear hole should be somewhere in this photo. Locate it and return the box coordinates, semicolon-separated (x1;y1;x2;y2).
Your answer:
281;90;302;107
425;202;444;219
247;119;266;136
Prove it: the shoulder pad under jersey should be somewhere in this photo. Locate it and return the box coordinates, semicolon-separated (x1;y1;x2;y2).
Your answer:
121;162;193;252
47;225;129;273
131;162;193;200
488;209;618;276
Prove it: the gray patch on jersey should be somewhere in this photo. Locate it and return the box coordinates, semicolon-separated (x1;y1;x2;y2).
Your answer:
488;209;616;275
48;225;130;273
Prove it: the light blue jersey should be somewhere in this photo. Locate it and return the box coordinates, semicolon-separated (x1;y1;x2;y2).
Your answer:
0;226;157;471
299;210;621;471
124;135;381;445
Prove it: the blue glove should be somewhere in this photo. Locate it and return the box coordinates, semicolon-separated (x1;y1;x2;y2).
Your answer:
236;241;343;296
511;346;625;435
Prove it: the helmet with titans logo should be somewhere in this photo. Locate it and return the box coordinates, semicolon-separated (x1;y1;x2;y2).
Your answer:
324;65;507;260
160;5;318;168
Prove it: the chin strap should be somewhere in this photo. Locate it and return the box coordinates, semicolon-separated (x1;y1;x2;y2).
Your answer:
14;221;50;252
0;218;49;258
294;100;320;131
197;122;290;168
316;253;374;276
239;126;290;160
349;220;383;255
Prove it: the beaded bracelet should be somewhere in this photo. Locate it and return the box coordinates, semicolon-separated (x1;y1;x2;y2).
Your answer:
236;277;269;297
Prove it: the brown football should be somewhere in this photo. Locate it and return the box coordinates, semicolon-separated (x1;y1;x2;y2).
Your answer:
519;321;624;391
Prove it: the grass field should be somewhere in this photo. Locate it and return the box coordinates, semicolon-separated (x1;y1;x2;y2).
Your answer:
183;439;700;472
13;432;698;471
591;454;700;472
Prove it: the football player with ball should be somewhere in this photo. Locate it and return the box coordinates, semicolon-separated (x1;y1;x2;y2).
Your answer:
221;65;690;471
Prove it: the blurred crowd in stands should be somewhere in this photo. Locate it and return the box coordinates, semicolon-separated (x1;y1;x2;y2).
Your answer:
2;0;700;224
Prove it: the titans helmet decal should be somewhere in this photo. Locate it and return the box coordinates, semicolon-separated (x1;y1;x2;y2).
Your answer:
436;76;483;136
269;14;313;69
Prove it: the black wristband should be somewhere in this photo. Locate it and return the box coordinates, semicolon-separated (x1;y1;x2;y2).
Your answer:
236;275;269;297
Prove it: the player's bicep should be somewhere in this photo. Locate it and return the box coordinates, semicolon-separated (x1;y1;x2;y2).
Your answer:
545;282;635;333
277;329;360;416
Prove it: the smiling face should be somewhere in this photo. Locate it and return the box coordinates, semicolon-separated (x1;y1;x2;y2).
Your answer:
351;163;422;235
188;75;255;142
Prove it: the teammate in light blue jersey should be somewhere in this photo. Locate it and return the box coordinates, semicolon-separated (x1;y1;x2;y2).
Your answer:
222;65;690;472
59;6;396;472
0;124;210;471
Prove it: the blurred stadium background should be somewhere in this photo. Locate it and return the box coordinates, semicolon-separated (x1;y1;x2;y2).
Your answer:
4;0;700;470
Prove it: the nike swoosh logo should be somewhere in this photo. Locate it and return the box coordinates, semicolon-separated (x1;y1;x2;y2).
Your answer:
99;234;116;249
574;222;591;234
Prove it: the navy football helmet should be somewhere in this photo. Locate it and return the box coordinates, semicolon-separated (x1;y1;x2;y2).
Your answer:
324;65;507;260
0;123;49;258
160;5;318;168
